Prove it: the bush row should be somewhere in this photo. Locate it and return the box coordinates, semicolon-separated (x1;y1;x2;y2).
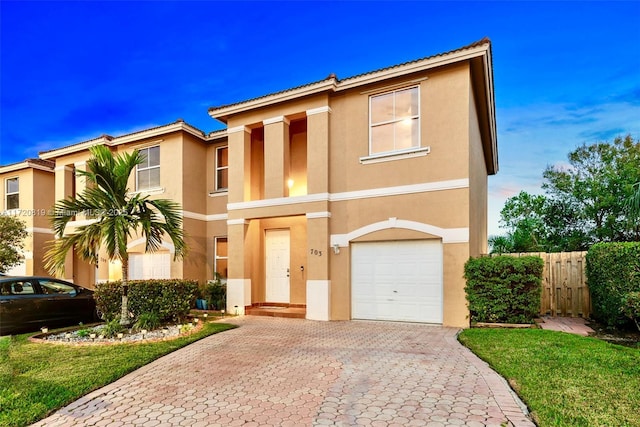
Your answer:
586;242;640;328
95;279;198;323
464;255;543;324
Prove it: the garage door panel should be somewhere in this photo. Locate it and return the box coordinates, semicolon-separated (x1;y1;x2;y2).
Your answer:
351;240;442;324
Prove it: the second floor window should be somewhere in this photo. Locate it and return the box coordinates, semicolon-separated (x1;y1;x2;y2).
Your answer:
216;146;228;191
5;177;19;210
136;146;160;191
369;86;420;156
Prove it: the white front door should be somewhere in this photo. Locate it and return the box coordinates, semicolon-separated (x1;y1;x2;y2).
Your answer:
265;229;290;303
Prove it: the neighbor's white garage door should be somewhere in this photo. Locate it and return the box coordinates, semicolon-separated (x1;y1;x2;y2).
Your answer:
129;253;170;280
351;240;443;323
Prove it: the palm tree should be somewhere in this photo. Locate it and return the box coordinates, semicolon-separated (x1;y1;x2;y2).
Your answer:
44;145;186;325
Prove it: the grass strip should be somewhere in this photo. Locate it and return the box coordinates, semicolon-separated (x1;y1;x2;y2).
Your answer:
458;328;640;427
0;322;236;427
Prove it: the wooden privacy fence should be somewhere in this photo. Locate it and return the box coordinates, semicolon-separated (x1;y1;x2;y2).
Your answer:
493;252;590;318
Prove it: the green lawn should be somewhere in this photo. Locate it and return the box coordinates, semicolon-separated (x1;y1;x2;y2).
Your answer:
458;328;640;427
0;322;236;427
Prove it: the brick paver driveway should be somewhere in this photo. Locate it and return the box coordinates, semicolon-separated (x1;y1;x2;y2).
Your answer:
33;317;534;427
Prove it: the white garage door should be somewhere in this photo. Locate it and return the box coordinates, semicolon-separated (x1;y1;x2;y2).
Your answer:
351;240;443;323
129;253;170;280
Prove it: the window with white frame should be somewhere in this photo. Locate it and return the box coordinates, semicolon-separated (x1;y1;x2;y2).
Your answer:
216;146;228;191
214;237;228;280
369;86;420;155
5;177;19;210
136;146;160;191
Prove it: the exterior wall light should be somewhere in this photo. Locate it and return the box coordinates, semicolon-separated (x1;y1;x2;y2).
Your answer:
333;244;340;255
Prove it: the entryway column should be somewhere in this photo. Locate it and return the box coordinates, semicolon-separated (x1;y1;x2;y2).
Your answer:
263;116;290;199
306;106;330;195
306;212;331;321
226;219;251;315
227;126;252;203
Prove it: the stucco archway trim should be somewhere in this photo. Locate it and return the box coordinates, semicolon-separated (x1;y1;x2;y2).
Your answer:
331;218;468;246
127;238;175;253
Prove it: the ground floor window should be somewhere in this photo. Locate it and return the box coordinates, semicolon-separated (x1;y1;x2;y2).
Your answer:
214;237;228;281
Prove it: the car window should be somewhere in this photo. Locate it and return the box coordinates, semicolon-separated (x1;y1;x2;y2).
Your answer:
2;280;36;295
39;279;77;296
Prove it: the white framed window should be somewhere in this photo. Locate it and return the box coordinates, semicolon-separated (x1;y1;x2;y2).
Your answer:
369;86;420;156
136;146;160;191
214;236;228;280
215;146;229;191
5;177;19;210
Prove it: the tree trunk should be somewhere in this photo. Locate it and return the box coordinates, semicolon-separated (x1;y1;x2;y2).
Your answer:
120;257;131;326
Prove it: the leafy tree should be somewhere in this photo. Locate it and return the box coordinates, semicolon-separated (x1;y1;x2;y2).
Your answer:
628;182;640;221
44;145;187;325
542;135;640;244
489;191;547;253
494;135;640;253
0;215;28;273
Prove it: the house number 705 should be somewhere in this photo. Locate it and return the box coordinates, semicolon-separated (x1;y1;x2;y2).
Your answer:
310;249;323;256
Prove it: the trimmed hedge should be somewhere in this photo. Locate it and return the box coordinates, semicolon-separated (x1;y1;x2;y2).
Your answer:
464;256;543;324
586;242;640;328
95;279;199;323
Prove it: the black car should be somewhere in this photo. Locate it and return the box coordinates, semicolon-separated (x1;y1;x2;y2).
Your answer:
0;276;97;335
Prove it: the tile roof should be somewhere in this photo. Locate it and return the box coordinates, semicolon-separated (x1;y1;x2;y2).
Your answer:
208;38;491;114
37;119;206;158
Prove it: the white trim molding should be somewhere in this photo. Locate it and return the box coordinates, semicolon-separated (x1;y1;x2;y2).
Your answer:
227;125;251;134
26;227;55;235
227;278;251;315
360;146;431;164
127;237;175;253
228;193;329;211
306;211;331;219
128;187;165;197
182;210;228;222
226;179;467;212
263;115;290;126
306;106;332;116
227;218;249;226
306;280;331;321
331;218;469;246
330;179;468;202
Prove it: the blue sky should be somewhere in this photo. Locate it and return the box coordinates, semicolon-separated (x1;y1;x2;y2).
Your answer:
1;1;639;236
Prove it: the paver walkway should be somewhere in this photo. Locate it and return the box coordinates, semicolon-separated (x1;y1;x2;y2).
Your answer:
538;316;594;336
33;317;535;427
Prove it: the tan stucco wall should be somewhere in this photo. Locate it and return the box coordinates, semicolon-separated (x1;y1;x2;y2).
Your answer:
468;82;489;257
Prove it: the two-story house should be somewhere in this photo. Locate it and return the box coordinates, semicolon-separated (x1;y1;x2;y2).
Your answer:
0;38;496;327
0;159;55;276
209;38;496;327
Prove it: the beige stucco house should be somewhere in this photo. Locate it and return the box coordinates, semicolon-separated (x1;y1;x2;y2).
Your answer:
0;38;496;327
0;159;55;276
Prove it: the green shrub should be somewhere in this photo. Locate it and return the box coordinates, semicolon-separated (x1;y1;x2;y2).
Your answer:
464;256;543;324
204;276;226;310
102;319;124;338
133;312;161;331
586;242;640;328
94;279;199;323
621;292;640;332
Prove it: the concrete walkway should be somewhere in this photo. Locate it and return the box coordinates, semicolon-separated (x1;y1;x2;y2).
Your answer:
33;317;535;427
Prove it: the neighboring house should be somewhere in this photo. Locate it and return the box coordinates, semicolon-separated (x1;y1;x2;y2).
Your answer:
35;121;228;287
0;159;55;275
0;38;496;327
